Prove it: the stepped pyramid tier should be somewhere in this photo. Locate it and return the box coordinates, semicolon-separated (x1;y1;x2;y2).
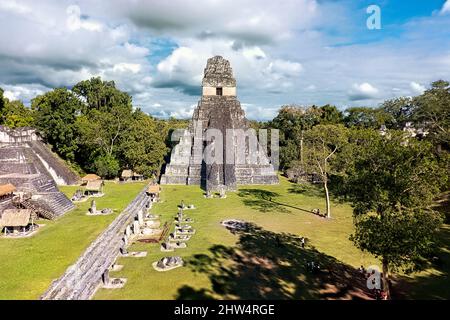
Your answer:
160;56;279;190
0;126;78;218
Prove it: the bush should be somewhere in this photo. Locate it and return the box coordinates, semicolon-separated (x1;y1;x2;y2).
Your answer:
94;155;120;179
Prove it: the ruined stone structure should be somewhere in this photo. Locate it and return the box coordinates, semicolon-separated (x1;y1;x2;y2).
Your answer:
160;56;278;190
0;126;79;218
41;184;151;300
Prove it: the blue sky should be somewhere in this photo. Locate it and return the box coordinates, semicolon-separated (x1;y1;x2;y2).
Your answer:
0;0;449;120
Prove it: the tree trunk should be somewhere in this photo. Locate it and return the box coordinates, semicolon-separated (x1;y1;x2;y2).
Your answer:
324;181;331;218
382;258;391;299
300;130;304;168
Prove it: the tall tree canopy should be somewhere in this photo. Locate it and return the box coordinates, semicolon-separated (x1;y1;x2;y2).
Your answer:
1;99;34;128
72;77;132;113
412;80;450;148
303;124;349;218
32;88;83;162
118;109;168;178
346;130;448;298
31;77;169;178
381;97;414;130
343;107;390;129
270;105;343;169
0;88;34;128
0;87;5;116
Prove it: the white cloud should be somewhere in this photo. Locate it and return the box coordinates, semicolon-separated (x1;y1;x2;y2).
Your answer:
410;81;426;95
112;63;142;74
66;5;103;32
0;83;48;103
348;83;379;101
0;1;449;120
108;0;319;44
0;0;31;15
266;59;303;78
242;47;266;60
440;0;450;15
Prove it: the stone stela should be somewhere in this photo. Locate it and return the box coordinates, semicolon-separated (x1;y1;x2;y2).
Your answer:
160;56;279;193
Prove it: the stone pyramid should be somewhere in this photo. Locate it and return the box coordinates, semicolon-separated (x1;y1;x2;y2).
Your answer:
160;56;279;190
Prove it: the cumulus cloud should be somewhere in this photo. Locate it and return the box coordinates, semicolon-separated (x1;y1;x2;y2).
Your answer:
0;1;449;120
0;83;49;103
348;83;379;101
109;0;319;45
66;5;103;32
0;0;31;15
410;81;426;95
152;39;303;98
441;0;450;15
0;1;151;105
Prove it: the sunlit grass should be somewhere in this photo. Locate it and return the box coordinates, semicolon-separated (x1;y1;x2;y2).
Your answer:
0;181;146;300
94;177;378;300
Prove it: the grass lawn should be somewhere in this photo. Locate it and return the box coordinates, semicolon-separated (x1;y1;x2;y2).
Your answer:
1;177;447;300
95;177;381;300
0;181;147;300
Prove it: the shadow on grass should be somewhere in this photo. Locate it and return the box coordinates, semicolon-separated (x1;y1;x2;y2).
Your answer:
287;183;323;198
176;223;372;300
289;181;348;206
237;189;315;215
392;224;450;300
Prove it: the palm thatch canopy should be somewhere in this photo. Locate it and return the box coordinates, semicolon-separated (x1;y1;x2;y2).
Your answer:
85;180;104;192
0;183;16;196
0;209;32;228
121;170;133;178
82;174;101;182
121;170;144;179
147;185;160;194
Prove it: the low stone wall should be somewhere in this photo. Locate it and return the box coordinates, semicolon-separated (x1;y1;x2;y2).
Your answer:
40;184;151;300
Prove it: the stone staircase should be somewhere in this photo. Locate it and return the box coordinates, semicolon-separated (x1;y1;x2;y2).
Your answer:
38;192;75;217
18;198;55;220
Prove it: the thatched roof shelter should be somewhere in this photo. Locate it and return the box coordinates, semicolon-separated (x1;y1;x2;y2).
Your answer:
0;209;32;228
121;170;144;179
85;180;104;192
82;174;101;182
121;170;133;178
147;185;160;194
0;183;16;196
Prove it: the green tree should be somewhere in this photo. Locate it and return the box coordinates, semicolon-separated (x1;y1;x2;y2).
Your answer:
344;107;389;129
0;87;5;117
1;99;34;128
346;131;447;298
381;97;414;130
32;88;83;162
412;80;450;148
74;77;134;176
319;104;344;124
94;154;120;179
72;77;131;113
119;110;168;178
270;105;322;169
303;124;349;218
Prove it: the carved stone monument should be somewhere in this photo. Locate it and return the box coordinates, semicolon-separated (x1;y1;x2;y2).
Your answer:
89;200;96;214
160;56;278;193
